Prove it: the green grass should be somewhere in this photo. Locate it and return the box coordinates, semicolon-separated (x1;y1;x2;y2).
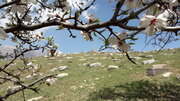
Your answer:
1;48;180;101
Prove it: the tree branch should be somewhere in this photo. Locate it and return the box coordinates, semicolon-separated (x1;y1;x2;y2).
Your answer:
111;0;125;21
0;74;53;100
0;0;18;9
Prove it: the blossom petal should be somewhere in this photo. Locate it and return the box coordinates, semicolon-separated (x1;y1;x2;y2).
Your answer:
118;42;131;52
144;25;156;36
108;37;118;45
0;28;8;40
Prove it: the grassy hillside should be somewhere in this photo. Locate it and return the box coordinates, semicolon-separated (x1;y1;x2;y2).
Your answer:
0;48;180;101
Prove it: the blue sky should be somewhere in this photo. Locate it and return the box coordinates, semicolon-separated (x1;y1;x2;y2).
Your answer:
1;0;180;53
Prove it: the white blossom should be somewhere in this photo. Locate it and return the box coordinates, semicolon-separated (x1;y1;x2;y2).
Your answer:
125;0;143;9
0;28;8;40
81;31;91;41
85;13;99;23
24;15;32;22
140;11;168;36
11;4;26;13
108;33;131;52
30;0;37;4
21;0;37;4
61;1;72;11
47;13;61;18
32;32;42;41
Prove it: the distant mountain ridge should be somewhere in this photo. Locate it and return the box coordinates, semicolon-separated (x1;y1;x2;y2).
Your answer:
0;45;47;58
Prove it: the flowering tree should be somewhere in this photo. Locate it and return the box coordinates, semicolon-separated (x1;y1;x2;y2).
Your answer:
0;0;179;100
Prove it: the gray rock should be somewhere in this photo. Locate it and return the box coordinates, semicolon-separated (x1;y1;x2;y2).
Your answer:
49;68;58;72
58;66;69;71
65;57;73;59
7;85;21;93
25;73;41;79
147;65;168;76
56;73;69;78
132;57;142;60
152;64;166;68
142;59;155;64
162;72;172;77
27;96;43;101
145;55;153;58
79;59;86;61
176;74;180;80
89;62;101;67
107;65;119;70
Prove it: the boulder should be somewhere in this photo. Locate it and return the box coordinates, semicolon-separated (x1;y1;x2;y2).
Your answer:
49;68;58;72
7;85;21;93
45;78;57;84
58;66;69;71
176;74;180;80
142;59;155;64
162;72;172;77
147;64;168;76
27;96;43;101
132;57;142;60
56;73;69;78
89;62;101;67
145;55;153;58
107;65;119;70
65;57;73;59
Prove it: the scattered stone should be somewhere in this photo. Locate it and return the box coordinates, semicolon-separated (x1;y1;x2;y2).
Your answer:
27;96;43;101
109;53;114;56
58;66;69;71
95;78;100;80
71;86;77;90
49;57;56;60
25;73;39;79
79;59;86;61
7;85;21;93
145;55;153;58
27;62;33;66
107;65;119;70
162;72;172;77
176;74;180;80
46;78;57;84
11;63;17;66
56;73;69;78
83;62;90;66
58;60;64;62
89;62;102;67
65;57;73;59
79;85;84;88
142;59;155;64
132;57;142;60
49;68;58;72
152;64;166;68
147;65;168;76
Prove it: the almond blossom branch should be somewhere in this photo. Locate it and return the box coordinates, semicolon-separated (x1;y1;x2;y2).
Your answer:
111;0;125;21
0;74;53;100
0;0;18;9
